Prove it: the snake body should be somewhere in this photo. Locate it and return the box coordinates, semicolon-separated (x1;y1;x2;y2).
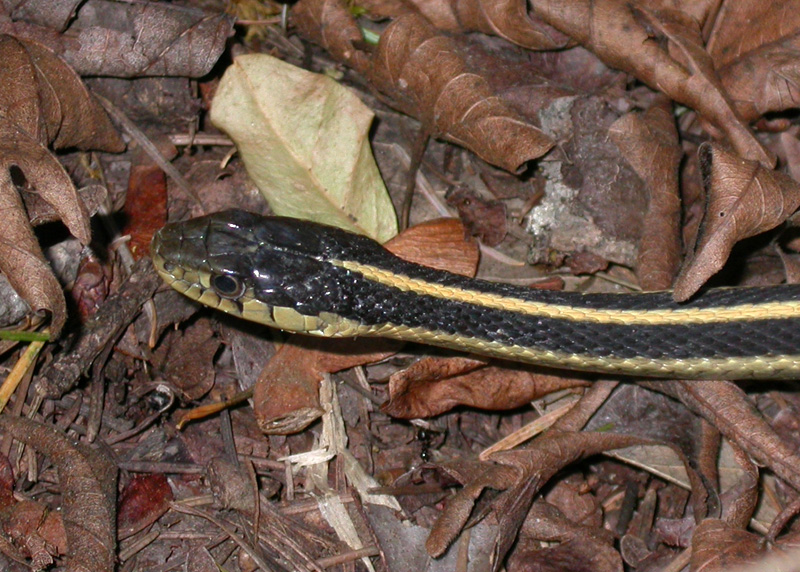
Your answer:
151;210;800;380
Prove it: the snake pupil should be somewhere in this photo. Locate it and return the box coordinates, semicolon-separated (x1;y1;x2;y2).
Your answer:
211;274;243;298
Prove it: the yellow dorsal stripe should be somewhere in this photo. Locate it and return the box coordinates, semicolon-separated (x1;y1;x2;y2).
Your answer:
334;260;800;325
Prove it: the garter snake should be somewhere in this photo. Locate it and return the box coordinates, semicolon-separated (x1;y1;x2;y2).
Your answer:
151;210;800;380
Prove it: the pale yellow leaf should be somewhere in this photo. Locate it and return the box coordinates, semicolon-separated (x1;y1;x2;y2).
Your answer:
210;54;397;242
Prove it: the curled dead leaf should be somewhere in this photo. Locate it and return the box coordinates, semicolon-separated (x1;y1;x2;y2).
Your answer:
0;120;87;335
292;4;553;173
674;143;800;300
369;14;553;173
0;34;123;335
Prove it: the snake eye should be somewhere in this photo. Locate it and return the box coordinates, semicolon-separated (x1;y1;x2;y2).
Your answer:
211;273;244;299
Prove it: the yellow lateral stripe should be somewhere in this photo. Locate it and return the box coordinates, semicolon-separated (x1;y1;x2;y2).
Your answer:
334;260;800;325
306;312;800;379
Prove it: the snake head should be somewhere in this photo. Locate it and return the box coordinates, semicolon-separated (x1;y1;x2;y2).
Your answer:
150;210;389;333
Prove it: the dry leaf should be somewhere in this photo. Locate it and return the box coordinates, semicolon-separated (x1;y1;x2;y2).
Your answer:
3;0;81;32
691;519;765;572
383;217;479;276
292;4;554;173
117;474;174;540
122;142;174;260
669;380;800;492
359;0;573;50
211;53;398;242
0;415;116;572
528;0;773;166
510;502;620;572
708;1;800;121
0;118;85;335
384;357;588;418
2;1;234;78
609;99;682;290
426;430;706;569
0;34;122;335
674;143;800;300
1;500;67;568
254;337;398;435
369;13;554;173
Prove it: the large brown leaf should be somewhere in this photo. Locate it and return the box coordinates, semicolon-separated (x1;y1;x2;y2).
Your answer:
359;0;572;50
383;356;588;418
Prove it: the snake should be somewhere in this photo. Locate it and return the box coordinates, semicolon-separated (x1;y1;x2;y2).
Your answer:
151;209;800;380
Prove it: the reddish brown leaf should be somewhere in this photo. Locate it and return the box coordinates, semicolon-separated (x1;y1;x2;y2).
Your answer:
122;142;174;261
117;474;174;540
384;217;479;277
70;255;111;321
383;356;588;418
674;143;800;300
254;337;399;434
0;455;15;512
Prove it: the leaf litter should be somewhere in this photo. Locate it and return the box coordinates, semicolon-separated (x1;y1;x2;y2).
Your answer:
1;1;800;571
